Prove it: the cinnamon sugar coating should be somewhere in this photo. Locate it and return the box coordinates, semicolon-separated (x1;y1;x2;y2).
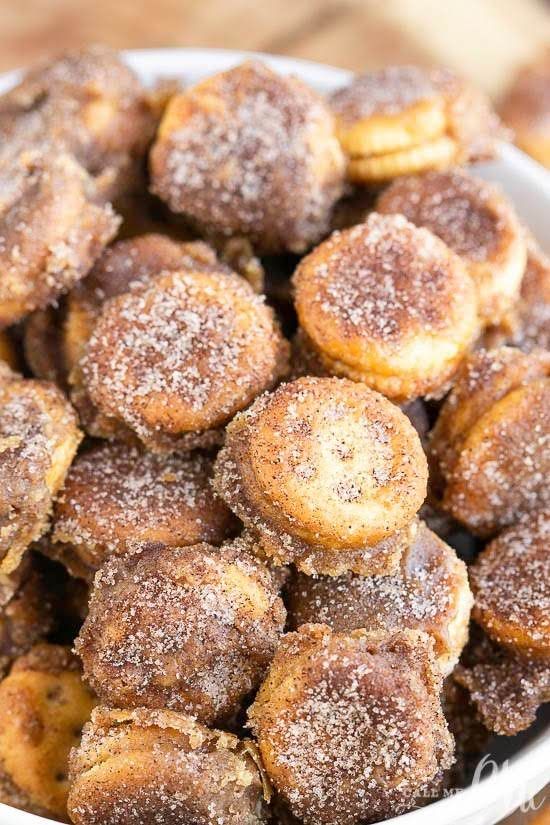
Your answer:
75;539;286;724
0;644;96;820
292;214;479;402
80;267;289;452
0;150;120;328
23;238;226;411
214;377;428;576
0;365;82;575
377;169;527;323
285;522;472;675
430;347;550;535
150;60;345;253
330;65;452;182
67;235;223;367
50;442;236;581
68;706;268;825
248;625;453;825
0;49;546;823
470;510;550;660
432;68;509;163
66;234;227;439
331;65;442;127
0;45;158;200
291;334;431;443
455;631;550;735
330;66;504;183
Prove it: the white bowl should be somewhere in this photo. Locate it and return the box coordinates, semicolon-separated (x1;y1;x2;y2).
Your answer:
0;47;548;825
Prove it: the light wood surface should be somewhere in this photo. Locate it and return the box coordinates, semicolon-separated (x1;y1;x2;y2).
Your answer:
0;0;547;821
0;0;550;96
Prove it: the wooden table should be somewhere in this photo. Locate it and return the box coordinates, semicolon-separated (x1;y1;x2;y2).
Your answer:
0;0;548;821
0;0;550;96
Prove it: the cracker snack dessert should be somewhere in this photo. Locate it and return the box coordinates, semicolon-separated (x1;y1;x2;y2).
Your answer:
0;46;547;825
330;65;503;183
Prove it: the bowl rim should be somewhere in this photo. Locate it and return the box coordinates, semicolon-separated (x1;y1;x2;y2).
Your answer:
0;45;548;825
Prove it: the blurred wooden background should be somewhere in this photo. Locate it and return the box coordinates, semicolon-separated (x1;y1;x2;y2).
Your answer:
0;0;549;97
0;0;548;822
